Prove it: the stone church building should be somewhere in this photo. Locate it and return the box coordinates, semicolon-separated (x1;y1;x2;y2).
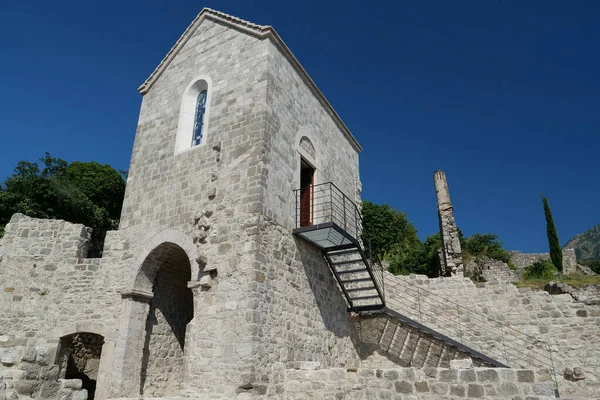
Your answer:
0;8;598;400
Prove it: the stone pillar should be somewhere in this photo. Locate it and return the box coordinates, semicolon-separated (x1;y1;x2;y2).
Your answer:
434;170;463;276
100;290;153;399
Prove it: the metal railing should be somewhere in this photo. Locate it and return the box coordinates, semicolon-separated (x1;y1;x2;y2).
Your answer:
384;275;558;389
293;181;362;239
293;181;384;302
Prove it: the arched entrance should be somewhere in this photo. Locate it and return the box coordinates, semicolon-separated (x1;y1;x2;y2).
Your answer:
57;332;104;400
137;242;194;396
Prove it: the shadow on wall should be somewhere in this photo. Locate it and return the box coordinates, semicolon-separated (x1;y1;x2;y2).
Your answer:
294;237;362;351
138;242;194;396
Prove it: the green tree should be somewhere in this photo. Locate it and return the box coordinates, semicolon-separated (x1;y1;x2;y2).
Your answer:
361;201;420;262
542;195;563;272
461;233;512;264
0;153;125;256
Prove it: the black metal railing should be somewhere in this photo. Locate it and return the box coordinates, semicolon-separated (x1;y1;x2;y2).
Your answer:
293;181;385;303
293;181;362;240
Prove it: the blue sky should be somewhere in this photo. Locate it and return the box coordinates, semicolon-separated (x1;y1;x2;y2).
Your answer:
1;0;598;252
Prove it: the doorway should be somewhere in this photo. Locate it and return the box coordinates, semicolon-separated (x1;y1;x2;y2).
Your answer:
300;158;315;227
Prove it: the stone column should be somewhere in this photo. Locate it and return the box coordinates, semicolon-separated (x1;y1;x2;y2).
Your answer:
434;170;463;276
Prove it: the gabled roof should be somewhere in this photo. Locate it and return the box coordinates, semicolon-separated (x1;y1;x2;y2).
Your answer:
138;8;362;152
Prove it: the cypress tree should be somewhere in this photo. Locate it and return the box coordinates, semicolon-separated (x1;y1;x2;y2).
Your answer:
541;195;563;272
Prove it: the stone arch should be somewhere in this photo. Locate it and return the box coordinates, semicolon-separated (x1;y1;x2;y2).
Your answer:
115;239;195;398
127;229;198;293
57;332;105;400
137;242;194;396
295;130;319;169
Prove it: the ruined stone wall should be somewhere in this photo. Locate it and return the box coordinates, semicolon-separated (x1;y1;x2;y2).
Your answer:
433;171;463;275
464;257;520;283
383;272;600;398
510;248;578;274
0;215;128;400
0;215;121;342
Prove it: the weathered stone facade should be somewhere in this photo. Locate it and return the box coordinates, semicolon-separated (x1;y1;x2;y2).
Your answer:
433;170;463;276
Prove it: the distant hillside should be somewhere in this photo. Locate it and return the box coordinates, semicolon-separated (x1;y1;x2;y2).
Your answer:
564;222;600;261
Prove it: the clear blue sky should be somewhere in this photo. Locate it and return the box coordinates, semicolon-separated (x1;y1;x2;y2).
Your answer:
1;0;598;252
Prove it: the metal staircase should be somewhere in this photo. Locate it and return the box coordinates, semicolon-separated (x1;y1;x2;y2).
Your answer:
293;182;385;312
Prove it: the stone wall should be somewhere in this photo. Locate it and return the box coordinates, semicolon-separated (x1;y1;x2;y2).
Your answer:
383;272;600;398
256;363;557;399
509;249;578;274
464;257;520;283
140;246;193;396
262;38;361;231
253;219;361;378
0;214;121;342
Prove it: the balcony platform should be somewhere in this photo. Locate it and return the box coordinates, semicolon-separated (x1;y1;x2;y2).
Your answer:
293;221;359;251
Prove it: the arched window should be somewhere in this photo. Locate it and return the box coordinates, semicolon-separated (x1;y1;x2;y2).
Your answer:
175;76;212;154
192;90;207;146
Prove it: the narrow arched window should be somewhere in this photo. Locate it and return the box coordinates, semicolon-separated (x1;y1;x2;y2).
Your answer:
175;77;212;154
192;90;208;146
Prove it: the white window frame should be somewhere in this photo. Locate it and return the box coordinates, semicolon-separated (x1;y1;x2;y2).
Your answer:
175;75;213;154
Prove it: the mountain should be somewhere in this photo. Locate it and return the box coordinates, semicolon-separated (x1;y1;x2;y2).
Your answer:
564;222;600;261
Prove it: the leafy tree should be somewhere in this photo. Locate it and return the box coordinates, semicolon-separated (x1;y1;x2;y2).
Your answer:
523;259;557;280
361;201;420;262
65;161;125;220
461;233;512;264
542;195;563;272
0;153;125;256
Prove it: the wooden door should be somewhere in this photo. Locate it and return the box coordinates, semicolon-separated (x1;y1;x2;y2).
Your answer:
299;159;315;227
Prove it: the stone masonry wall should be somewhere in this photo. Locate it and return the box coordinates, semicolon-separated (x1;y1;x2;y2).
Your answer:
109;17;275;398
119;18;269;235
464;257;519;283
140;251;193;396
263;38;361;232
383;272;600;398
510;249;578;274
253;219;361;379
0;214;121;342
257;363;557;400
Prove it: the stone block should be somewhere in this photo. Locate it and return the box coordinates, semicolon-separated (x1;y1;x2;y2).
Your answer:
394;381;413;394
414;381;428;393
459;369;476;382
517;370;534;383
60;379;83;390
476;369;499;382
439;369;457;382
430;382;448;395
467;383;484;397
449;383;465;397
498;382;520;396
450;358;473;369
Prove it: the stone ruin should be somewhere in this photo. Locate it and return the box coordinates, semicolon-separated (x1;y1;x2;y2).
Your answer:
0;8;598;400
434;170;463;276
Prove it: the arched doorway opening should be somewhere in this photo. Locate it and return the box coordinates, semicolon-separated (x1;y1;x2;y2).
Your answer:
57;332;104;400
138;242;194;396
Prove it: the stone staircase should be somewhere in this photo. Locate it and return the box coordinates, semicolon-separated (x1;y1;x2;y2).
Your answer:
358;309;505;369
